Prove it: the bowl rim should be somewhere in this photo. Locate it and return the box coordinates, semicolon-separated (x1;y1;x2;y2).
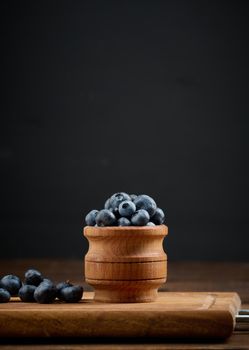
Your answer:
83;224;168;237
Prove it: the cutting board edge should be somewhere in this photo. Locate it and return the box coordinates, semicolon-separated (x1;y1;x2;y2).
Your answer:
0;291;241;339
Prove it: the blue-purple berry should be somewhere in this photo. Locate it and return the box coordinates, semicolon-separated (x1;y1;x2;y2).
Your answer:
25;269;43;286
109;192;131;210
96;209;116;226
147;222;156;226
56;281;73;300
0;288;11;303
85;209;99;226
118;200;136;217
41;278;54;286
18;285;36;302
59;285;83;303
109;207;121;219
151;208;165;225
0;275;22;296
131;209;150;226
104;198;111;209
130;194;137;201
118;217;131;226
133;195;157;217
34;282;57;304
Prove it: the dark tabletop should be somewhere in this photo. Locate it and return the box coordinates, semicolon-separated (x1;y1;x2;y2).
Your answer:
0;260;248;350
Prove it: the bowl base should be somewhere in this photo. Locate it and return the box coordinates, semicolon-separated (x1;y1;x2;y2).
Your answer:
86;278;165;303
94;289;158;303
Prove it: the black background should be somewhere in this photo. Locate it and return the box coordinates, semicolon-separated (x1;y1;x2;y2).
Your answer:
1;0;248;260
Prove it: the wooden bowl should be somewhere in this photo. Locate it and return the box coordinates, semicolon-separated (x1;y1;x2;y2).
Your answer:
83;225;168;303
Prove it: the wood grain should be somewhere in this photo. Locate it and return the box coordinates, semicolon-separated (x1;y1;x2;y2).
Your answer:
0;260;248;349
0;292;241;339
83;225;168;302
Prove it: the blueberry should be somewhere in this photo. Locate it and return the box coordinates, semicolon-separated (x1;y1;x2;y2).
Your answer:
56;281;73;300
109;192;131;210
131;209;150;226
151;208;165;225
18;285;36;302
118;200;136;217
147;222;156;226
41;278;54;286
34;282;57;303
109;207;121;219
96;209;116;226
130;194;137;201
133;195;157;217
0;275;22;296
85;209;99;226
104;198;111;209
118;217;131;226
24;269;43;286
59;285;83;303
0;288;11;303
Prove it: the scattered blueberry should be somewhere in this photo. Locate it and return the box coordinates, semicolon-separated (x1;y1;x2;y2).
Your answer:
24;269;43;286
151;208;165;225
118;217;131;226
0;288;11;303
34;282;57;304
96;209;116;226
0;268;84;304
109;192;131;210
118;200;136;217
0;275;22;296
18;285;36;302
56;281;73;300
133;195;157;217
85;209;99;226
131;209;150;226
59;285;83;303
147;222;156;226
41;278;54;286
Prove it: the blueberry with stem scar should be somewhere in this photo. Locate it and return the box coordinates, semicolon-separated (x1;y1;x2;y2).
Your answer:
56;281;73;300
118;200;136;217
109;192;130;210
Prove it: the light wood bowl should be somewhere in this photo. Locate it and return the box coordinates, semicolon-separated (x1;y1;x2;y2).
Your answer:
83;225;168;303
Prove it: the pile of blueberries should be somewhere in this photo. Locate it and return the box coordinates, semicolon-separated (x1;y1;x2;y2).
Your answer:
85;192;165;227
0;269;83;304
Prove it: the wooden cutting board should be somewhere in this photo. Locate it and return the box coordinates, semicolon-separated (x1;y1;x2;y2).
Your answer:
0;292;241;339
